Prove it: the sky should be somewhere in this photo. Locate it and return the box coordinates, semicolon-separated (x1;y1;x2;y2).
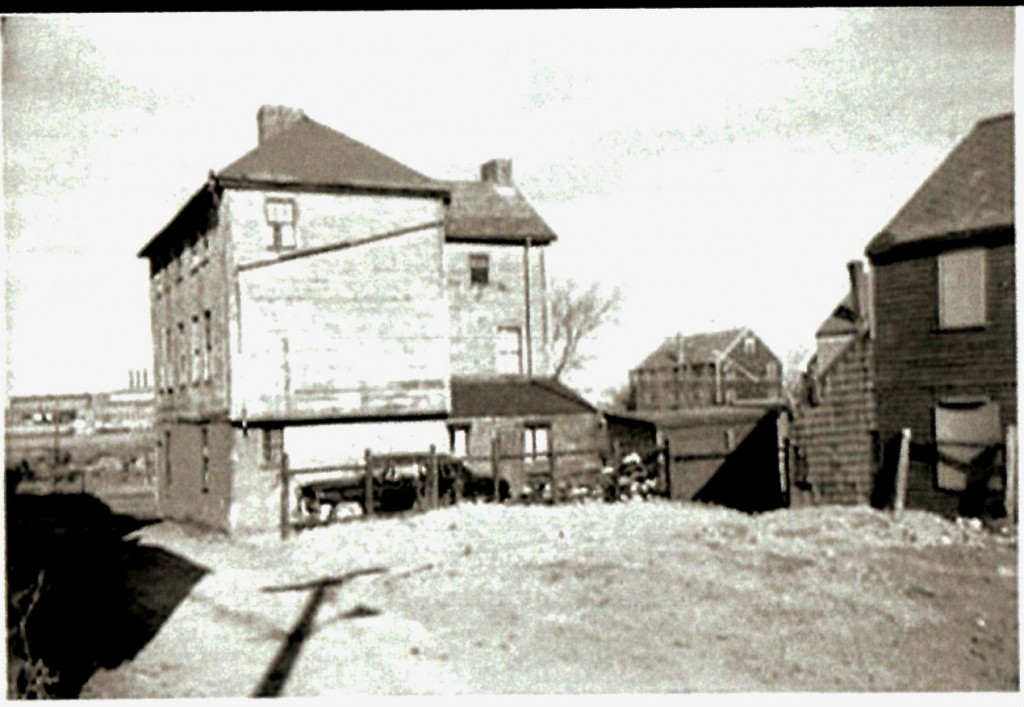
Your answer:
2;9;1016;402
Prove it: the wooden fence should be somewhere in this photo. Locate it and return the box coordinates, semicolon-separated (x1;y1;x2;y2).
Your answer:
280;440;671;538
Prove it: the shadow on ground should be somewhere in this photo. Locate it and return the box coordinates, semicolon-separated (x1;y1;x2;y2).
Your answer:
5;491;208;698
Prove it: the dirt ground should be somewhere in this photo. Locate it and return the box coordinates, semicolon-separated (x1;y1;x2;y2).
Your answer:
79;501;1018;696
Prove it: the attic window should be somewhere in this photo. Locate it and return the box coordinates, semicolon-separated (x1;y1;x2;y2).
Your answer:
470;253;490;286
265;198;297;250
744;337;756;355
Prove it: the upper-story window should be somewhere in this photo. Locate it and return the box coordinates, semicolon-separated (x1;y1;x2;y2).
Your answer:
265;197;297;250
469;253;490;286
938;248;986;329
744;336;756;356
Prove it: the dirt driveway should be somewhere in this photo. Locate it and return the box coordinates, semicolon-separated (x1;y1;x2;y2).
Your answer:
81;502;1018;695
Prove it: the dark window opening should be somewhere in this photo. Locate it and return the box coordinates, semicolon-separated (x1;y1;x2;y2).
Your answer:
470;253;490;285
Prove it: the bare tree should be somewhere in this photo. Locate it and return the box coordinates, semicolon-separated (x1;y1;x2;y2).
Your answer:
550;278;623;380
783;344;812;403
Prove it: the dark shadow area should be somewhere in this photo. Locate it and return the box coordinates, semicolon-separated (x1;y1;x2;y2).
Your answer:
5;491;208;698
253;567;387;698
691;411;787;513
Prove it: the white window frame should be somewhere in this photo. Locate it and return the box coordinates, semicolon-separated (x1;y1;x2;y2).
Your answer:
938;248;986;329
265;197;297;250
523;424;550;464
496;326;523;375
449;425;470;457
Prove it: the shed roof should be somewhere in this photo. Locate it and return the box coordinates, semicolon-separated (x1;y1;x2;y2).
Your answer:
450;377;597;418
866;113;1014;258
635;328;750;371
218;116;446;194
444;180;557;244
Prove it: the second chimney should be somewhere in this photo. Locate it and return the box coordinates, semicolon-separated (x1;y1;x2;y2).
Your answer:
846;260;870;332
257;105;306;145
481;158;513;186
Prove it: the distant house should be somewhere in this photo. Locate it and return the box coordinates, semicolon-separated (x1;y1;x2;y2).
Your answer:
789;261;877;506
629;327;783;411
137;106;571;532
865;113;1015;517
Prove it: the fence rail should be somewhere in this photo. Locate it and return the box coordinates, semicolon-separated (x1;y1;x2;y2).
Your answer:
280;441;671;539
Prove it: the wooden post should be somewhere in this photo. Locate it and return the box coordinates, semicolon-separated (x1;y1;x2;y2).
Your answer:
612;439;622;502
279;452;290;540
428;444;439;511
363;448;374;519
894;428;912;512
491;435;500;504
1005;425;1017;524
663;438;672;500
547;436;556;505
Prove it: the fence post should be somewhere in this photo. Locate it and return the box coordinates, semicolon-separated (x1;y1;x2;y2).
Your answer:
612;439;621;502
363;448;374;519
547;431;557;505
428;444;439;511
1005;424;1017;524
663;438;672;500
491;435;500;504
280;452;290;540
894;428;911;512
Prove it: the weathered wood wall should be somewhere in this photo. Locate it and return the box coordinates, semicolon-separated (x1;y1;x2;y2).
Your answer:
790;335;877;506
871;239;1016;514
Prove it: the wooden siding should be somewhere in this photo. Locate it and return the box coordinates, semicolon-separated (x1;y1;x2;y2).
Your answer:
790;335;876;506
871;239;1016;514
445;242;550;377
448;412;605;494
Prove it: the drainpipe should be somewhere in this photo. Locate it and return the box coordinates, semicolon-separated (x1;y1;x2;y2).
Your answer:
523;237;533;377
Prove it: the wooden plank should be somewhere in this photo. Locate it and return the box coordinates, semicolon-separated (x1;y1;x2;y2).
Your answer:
363;448;374;518
894;428;912;512
280;452;290;540
1006;424;1017;524
490;435;500;504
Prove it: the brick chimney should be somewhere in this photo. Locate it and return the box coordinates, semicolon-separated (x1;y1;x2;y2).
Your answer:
846;260;871;334
480;158;513;186
257;105;306;145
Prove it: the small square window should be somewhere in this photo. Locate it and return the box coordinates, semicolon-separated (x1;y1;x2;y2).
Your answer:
523;424;550;463
265;198;297;250
470;253;490;285
449;425;470;457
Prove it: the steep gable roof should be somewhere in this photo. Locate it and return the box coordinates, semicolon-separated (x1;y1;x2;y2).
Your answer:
451;377;596;418
866;113;1014;258
635;328;750;371
444;180;557;244
217;117;447;195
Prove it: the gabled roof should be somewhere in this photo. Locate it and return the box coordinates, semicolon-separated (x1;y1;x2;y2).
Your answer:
815;292;859;338
217;117;447;195
866;113;1014;258
444;180;557;244
635;328;750;371
450;377;597;418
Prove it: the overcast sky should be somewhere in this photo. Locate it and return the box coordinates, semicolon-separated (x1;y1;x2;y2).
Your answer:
2;9;1016;400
